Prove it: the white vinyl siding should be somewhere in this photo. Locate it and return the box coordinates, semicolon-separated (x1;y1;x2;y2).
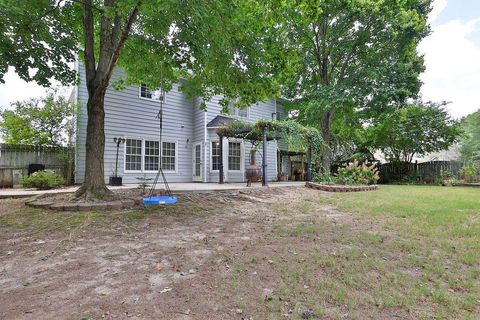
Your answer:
228;141;241;171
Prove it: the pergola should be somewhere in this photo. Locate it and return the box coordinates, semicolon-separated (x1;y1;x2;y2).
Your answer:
212;118;322;186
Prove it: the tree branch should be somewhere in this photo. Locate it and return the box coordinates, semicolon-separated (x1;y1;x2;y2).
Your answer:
105;1;141;82
82;0;96;92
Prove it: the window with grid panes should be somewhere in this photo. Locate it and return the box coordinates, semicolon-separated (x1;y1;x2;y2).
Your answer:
228;142;241;171
125;139;142;171
211;141;220;170
144;140;159;171
161;141;176;171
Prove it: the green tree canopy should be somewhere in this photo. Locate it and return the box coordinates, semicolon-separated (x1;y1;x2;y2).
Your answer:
0;0;287;198
459;110;480;161
271;0;431;171
367;102;462;163
0;91;76;147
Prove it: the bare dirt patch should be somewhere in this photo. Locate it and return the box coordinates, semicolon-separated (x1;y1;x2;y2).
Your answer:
1;186;476;319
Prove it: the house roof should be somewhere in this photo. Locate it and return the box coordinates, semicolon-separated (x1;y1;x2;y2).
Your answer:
206;115;235;128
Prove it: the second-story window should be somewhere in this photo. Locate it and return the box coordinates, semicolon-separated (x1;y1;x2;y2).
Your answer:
228;106;248;118
139;84;165;102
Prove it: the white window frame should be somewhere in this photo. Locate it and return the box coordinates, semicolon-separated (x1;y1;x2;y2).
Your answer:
210;140;221;172
228;106;249;119
124;138;177;174
138;84;166;103
227;140;243;172
124;138;143;173
160;140;178;173
143;140;160;173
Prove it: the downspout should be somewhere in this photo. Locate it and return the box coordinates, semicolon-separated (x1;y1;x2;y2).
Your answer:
262;125;268;186
73;57;79;184
203;111;207;182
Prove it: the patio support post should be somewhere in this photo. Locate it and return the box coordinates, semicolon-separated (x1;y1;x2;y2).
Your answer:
219;135;224;184
306;146;312;181
262;125;268;186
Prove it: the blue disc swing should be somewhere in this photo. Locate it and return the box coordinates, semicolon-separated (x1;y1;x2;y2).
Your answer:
143;85;177;205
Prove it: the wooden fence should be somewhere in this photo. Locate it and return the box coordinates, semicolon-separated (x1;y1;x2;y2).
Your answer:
378;160;464;184
0;144;74;188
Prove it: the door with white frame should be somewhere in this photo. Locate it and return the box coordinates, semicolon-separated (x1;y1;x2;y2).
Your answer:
192;142;203;182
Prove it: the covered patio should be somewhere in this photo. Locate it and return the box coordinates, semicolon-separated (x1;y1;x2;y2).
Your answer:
214;118;322;186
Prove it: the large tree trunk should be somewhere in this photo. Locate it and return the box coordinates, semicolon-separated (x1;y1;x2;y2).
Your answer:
320;111;333;173
75;88;113;200
74;0;140;200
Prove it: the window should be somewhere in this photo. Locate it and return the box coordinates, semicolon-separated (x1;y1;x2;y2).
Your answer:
211;141;221;171
125;139;176;172
228;141;241;171
139;84;165;101
144;140;159;171
228;106;248;118
162;141;176;171
125;139;142;171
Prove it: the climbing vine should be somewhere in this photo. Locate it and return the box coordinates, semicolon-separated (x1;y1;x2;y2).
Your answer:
215;119;324;154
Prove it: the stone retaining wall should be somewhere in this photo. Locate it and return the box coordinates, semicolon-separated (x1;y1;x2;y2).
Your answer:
305;182;377;192
25;197;138;211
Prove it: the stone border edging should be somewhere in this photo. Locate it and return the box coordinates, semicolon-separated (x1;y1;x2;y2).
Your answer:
305;182;377;192
25;196;139;211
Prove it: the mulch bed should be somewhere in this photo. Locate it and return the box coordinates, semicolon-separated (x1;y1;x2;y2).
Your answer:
306;181;377;192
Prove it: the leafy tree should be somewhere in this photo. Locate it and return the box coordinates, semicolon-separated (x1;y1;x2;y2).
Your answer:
367;102;462;163
459;110;480;161
273;0;431;172
1;1;285;199
0;91;76;147
0;1;77;86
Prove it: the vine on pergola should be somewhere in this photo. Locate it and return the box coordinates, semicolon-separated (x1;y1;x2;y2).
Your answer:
215;119;324;154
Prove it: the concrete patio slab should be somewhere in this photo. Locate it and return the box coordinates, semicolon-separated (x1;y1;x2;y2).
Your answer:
0;181;305;199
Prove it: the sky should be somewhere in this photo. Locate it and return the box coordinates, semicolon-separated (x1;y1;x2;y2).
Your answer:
0;0;479;118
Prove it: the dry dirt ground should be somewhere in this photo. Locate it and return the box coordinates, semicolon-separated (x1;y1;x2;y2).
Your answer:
0;187;476;319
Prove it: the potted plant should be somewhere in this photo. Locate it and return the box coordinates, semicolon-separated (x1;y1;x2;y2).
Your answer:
277;171;287;181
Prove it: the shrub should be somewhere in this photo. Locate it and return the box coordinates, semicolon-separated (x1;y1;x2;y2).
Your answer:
22;170;64;190
312;172;336;185
459;160;478;183
335;160;380;185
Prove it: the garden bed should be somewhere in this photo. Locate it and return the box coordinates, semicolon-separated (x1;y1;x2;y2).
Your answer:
305;181;377;192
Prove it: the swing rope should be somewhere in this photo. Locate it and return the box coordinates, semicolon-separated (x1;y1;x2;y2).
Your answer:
148;86;173;198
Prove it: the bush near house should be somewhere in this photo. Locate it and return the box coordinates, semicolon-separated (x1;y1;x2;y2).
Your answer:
22;170;64;190
335;160;380;185
314;160;380;185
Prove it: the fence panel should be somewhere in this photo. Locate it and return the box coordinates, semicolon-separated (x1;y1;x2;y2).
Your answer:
378;160;466;184
0;144;74;188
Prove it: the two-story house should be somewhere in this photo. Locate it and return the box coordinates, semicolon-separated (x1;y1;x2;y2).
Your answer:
73;62;290;185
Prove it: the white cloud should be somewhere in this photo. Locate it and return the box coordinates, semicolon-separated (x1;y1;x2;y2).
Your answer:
428;0;447;24
0;68;47;110
419;17;480;118
419;0;480;118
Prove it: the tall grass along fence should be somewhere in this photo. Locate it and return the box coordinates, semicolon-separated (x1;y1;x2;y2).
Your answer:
0;143;74;188
378;160;465;184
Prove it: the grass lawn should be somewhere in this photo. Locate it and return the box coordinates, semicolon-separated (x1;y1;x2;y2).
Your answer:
0;186;478;319
258;185;480;319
